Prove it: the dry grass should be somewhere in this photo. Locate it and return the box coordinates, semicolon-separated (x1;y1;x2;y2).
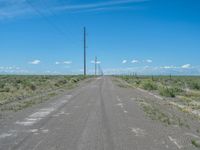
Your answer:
0;75;87;111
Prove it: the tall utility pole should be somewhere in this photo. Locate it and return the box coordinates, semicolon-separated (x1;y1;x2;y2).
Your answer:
84;27;87;76
95;56;97;76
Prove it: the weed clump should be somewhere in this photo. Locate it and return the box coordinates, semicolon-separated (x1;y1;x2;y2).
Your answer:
142;104;171;125
158;86;183;97
159;87;176;97
191;139;200;148
141;80;158;91
189;81;200;90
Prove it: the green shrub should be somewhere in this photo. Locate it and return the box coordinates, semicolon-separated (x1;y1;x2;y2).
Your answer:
0;87;10;92
141;80;158;91
191;139;200;148
29;84;37;91
135;79;141;86
0;82;5;89
189;82;200;90
55;79;68;87
60;79;68;84
172;86;183;93
15;79;22;84
70;78;79;83
159;87;176;97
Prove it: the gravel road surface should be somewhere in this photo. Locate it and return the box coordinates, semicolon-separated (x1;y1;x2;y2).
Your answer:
0;77;199;150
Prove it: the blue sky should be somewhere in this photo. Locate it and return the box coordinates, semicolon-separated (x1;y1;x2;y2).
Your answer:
0;0;200;75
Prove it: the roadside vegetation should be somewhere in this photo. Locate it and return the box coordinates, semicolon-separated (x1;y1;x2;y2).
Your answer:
117;75;200;98
138;99;188;128
116;75;200;118
191;139;200;148
0;75;87;112
118;75;200;96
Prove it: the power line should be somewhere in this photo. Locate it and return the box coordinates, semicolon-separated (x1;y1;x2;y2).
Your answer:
25;0;67;36
24;0;83;52
40;0;81;45
40;0;58;17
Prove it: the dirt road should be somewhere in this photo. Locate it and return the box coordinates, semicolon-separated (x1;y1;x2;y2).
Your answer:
0;77;199;150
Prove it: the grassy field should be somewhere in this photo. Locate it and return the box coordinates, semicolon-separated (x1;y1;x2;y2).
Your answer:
0;75;87;112
118;75;200;97
116;75;200;118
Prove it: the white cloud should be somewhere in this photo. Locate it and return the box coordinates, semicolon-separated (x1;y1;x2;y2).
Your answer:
145;59;153;63
63;61;72;65
0;66;30;74
90;60;101;64
55;61;72;65
160;66;177;69
55;61;60;65
131;59;139;63
181;64;191;69
29;60;41;65
160;64;192;69
122;60;127;64
0;66;20;70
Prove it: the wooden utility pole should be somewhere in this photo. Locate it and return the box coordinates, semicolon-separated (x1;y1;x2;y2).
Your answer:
84;27;86;76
